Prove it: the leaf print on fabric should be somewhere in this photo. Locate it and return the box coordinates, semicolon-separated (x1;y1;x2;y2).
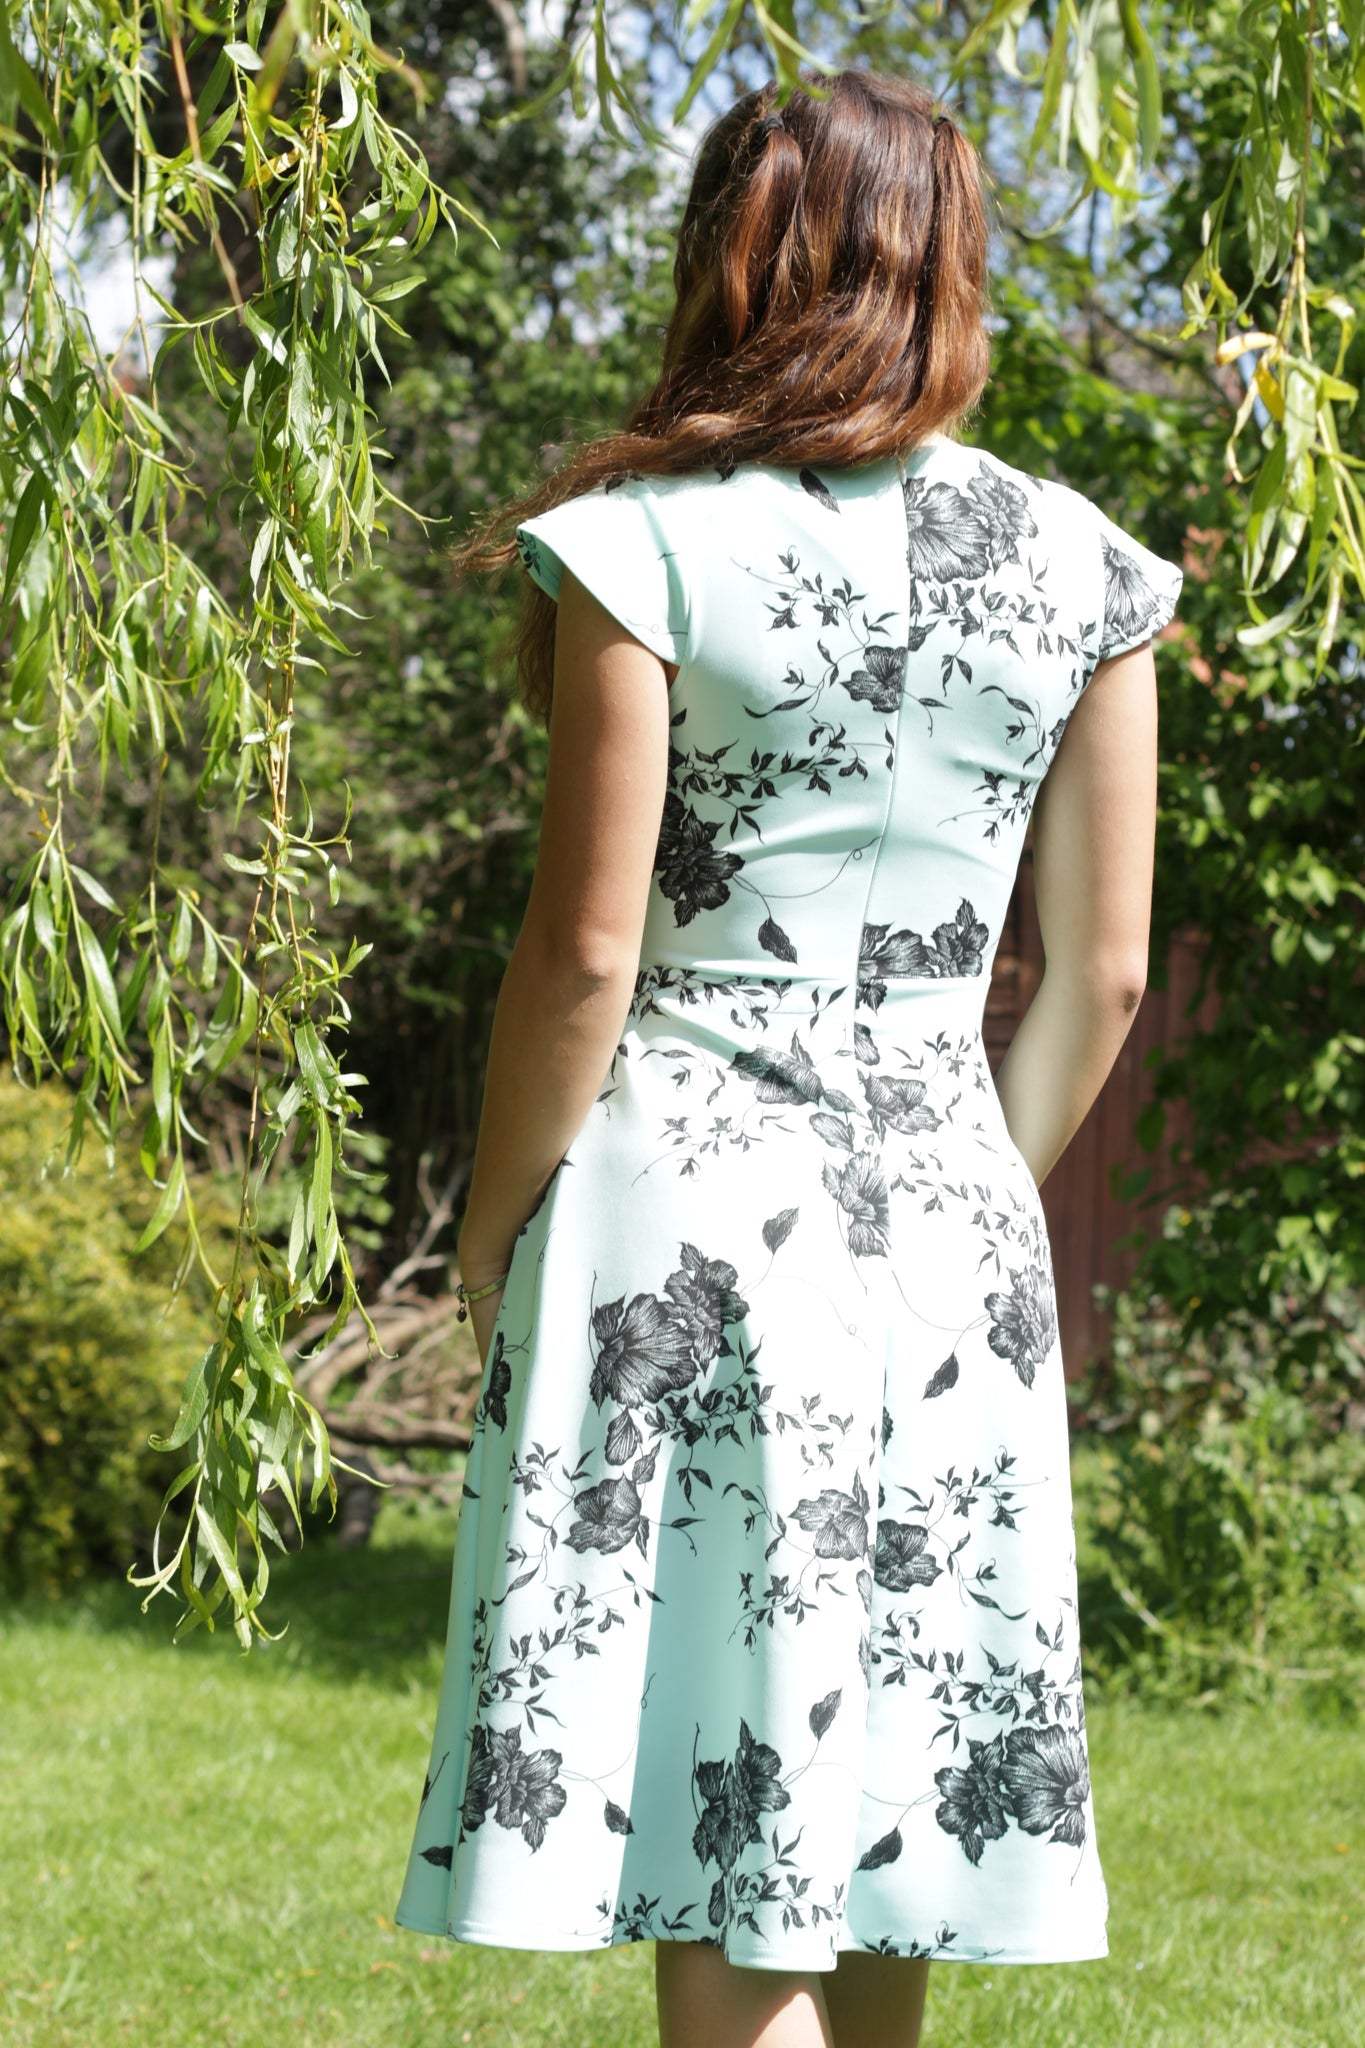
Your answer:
857;1826;903;1871
1098;535;1167;658
808;1689;842;1738
663;1244;750;1367
923;1352;960;1399
461;1723;568;1852
476;1332;512;1431
874;1521;943;1592
900;476;993;582
799;467;840;514
762;1207;799;1252
730;1029;856;1111
933;1732;1011;1867
841;643;905;713
792;1470;870;1560
654;791;744;927
823;1147;891;1258
590;1292;697;1409
984;1261;1058;1389
853;1019;879;1065
566;1472;650;1557
965;464;1040;571
1001;1724;1090;1849
758;914;799;963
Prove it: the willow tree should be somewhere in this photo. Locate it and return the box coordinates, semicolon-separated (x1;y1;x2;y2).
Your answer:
0;0;1360;1646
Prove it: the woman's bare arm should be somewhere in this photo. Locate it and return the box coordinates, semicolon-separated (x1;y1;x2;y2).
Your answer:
454;570;674;1286
991;638;1159;1189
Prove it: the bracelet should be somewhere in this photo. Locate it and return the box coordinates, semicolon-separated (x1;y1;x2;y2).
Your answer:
455;1271;511;1321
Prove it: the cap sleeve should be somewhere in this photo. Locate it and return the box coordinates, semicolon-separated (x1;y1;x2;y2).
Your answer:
515;476;689;666
1091;504;1184;664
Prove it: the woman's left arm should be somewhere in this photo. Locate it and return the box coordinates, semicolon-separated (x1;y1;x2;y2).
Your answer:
455;568;674;1348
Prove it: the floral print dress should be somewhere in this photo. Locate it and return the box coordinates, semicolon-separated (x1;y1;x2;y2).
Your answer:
395;434;1183;1972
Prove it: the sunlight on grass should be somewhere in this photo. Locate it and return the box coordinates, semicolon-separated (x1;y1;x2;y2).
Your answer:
1;1501;1360;2048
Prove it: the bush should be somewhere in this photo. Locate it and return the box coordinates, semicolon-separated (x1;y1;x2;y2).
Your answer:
0;1079;212;1596
1072;1261;1365;1717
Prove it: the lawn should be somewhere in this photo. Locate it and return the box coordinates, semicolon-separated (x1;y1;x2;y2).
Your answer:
1;1498;1361;2048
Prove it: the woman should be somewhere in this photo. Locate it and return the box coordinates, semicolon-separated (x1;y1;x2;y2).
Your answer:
394;66;1182;2048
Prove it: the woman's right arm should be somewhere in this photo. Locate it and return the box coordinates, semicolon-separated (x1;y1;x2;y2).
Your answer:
990;637;1160;1190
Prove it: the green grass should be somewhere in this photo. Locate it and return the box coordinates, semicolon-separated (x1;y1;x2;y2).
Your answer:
1;1499;1361;2048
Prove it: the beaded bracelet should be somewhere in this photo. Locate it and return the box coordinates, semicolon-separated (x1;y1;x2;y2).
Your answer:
455;1271;510;1321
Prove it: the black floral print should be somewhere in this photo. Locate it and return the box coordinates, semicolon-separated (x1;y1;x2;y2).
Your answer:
1001;1723;1090;1848
984;1260;1059;1389
589;1292;697;1408
844;643;906;713
858;899;990;1009
476;1332;511;1431
874;1520;942;1592
654;791;744;927
461;1724;569;1852
901;476;993;582
1097;536;1169;659
399;438;1181;1971
934;1731;1011;1866
793;1472;872;1560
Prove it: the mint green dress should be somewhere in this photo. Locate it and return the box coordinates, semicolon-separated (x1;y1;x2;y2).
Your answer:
394;436;1183;1970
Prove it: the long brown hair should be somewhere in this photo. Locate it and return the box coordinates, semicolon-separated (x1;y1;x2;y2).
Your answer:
455;67;993;721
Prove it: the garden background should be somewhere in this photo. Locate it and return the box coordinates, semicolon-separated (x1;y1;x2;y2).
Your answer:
1;2;1363;2043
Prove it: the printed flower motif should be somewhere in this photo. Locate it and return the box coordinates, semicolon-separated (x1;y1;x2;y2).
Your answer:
793;1470;871;1560
566;1473;650;1557
477;1331;512;1432
461;1723;568;1852
731;1029;851;1109
861;1072;941;1139
934;1732;1010;1866
1098;536;1167;657
663;1244;750;1367
857;900;989;1007
1001;1724;1089;1848
984;1261;1058;1389
901;477;992;582
590;1291;698;1408
824;1148;890;1258
966;465;1039;571
930;900;990;975
654;791;743;927
873;1520;942;1592
692;1719;791;1876
842;643;906;713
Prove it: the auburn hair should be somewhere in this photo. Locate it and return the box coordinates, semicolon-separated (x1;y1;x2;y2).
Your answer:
453;67;994;721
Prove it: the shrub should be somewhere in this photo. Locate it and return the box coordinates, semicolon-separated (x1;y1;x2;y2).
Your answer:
1071;1262;1365;1717
0;1080;212;1595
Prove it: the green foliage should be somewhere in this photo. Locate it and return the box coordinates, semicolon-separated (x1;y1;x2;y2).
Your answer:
1072;1260;1365;1715
0;1078;215;1595
3;0;1364;1652
967;0;1365;670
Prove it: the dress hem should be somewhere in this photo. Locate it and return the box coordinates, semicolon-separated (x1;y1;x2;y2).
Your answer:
392;1904;1110;1971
